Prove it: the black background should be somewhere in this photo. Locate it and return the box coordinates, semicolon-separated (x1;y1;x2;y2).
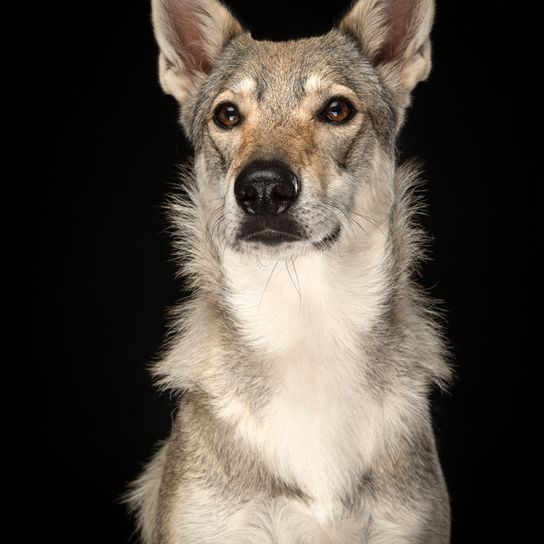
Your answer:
20;0;539;542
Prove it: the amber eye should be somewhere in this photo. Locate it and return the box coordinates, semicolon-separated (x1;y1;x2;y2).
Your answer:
213;102;242;129
319;97;356;124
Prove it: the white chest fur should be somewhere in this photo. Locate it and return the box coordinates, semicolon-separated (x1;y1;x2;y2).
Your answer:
218;233;397;524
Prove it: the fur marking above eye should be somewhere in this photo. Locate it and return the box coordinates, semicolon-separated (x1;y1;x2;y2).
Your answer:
214;102;242;129
319;97;356;124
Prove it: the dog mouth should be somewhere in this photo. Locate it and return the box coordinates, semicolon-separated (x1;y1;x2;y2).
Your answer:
237;216;341;249
237;216;305;246
241;228;305;246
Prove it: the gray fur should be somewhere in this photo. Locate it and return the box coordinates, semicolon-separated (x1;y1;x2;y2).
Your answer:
126;1;451;542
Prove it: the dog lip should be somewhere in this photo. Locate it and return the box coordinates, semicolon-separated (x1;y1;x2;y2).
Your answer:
314;224;341;249
241;228;305;246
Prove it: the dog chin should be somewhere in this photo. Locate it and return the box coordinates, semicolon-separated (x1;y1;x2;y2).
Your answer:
233;236;305;258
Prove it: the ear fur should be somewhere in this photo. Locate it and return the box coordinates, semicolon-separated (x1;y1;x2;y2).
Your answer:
338;0;435;107
151;0;244;103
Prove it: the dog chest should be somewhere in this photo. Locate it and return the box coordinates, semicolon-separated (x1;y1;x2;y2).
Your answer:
219;246;393;522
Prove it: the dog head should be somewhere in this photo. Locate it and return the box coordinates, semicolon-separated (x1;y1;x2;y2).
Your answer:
152;0;434;257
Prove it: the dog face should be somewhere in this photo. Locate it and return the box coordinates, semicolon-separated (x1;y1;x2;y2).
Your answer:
192;34;397;256
152;0;434;257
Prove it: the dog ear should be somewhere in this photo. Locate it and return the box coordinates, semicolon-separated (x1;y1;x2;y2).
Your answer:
152;0;244;103
338;0;434;107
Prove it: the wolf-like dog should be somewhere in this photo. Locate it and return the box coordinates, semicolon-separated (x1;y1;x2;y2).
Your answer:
127;0;452;542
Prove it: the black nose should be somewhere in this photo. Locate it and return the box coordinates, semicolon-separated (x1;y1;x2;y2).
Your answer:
234;160;299;216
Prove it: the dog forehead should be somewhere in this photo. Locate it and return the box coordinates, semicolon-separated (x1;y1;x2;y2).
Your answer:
222;33;365;100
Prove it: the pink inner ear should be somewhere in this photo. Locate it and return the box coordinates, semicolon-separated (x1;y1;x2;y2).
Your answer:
373;0;419;65
180;20;213;74
165;1;213;74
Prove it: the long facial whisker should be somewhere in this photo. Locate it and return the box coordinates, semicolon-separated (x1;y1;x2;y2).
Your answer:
323;198;369;237
291;257;302;313
349;215;369;236
214;216;228;257
220;220;234;258
205;204;225;241
350;209;381;230
284;258;301;310
321;200;355;236
210;211;224;242
212;216;228;251
312;203;343;246
259;259;280;306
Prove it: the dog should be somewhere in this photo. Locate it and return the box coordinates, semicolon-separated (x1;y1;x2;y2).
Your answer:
126;0;452;542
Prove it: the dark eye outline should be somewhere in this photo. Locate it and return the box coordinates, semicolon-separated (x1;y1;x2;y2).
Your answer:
318;96;357;125
213;102;243;129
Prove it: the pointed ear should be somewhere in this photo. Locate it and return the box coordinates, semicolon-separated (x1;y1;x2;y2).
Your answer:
338;0;434;106
151;0;244;103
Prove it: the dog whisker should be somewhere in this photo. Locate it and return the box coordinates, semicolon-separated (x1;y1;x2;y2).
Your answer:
259;259;280;307
350;209;380;229
284;258;302;309
323;198;370;238
290;257;302;313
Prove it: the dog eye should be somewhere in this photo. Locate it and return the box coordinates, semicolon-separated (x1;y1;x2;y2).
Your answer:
213;102;242;129
319;97;356;124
